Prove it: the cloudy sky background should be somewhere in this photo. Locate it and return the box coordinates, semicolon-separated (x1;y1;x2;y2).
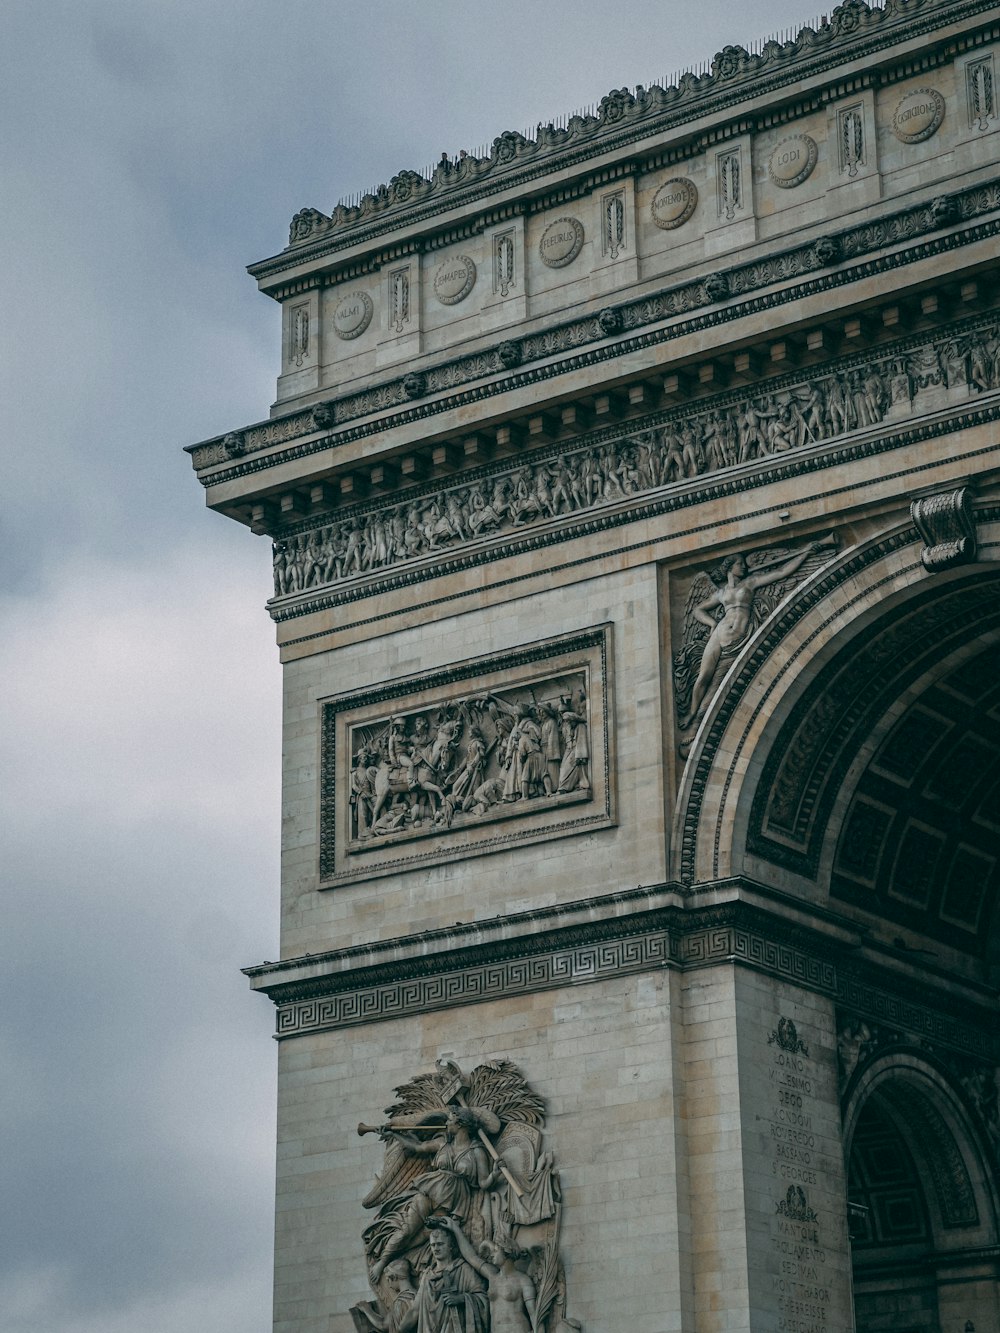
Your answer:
1;2;824;1329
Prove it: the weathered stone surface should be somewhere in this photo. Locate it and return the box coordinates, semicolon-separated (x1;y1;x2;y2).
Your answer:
190;5;1000;1331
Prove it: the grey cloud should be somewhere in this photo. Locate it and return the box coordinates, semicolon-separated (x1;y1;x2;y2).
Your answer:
1;1;819;1329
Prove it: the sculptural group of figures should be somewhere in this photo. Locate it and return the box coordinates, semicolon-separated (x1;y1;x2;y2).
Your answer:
349;681;590;842
351;1059;580;1333
272;321;1000;599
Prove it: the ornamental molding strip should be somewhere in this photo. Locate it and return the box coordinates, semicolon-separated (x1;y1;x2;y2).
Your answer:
249;0;996;276
268;311;1000;619
248;895;1000;1056
273;401;1000;631
189;178;1000;479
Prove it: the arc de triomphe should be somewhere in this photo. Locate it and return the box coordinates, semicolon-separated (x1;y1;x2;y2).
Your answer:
187;3;1000;1328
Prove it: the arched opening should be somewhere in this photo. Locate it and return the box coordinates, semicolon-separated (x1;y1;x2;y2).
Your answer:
844;1058;1000;1333
672;516;1000;1328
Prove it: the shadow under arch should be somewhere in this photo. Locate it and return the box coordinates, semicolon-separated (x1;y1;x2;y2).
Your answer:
842;1050;1000;1331
671;509;1000;921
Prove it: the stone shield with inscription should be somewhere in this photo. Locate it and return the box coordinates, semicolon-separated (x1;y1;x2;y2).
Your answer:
768;135;818;189
651;177;698;229
893;87;946;143
539;217;584;268
433;254;477;306
333;290;374;340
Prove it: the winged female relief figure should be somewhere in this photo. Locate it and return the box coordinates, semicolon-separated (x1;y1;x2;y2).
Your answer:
352;1059;580;1333
672;535;837;740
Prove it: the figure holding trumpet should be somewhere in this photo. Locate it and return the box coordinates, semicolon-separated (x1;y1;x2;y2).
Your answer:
366;1107;504;1283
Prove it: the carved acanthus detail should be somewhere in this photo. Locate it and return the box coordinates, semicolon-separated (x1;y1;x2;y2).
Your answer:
352;1059;580;1333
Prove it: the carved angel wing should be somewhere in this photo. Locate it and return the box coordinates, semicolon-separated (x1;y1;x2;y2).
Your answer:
742;538;836;637
671;569;720;724
465;1059;546;1127
361;1137;431;1211
384;1071;449;1120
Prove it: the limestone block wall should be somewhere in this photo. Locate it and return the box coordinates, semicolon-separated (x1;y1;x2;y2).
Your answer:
272;970;687;1333
278;563;669;958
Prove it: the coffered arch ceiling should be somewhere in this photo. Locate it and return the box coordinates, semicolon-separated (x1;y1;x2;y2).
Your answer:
746;578;1000;957
673;512;1000;962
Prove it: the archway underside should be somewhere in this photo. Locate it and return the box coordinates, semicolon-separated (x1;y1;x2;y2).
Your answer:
744;570;1000;957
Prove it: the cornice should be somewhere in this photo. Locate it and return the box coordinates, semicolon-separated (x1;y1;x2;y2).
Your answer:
247;889;999;1052
270;397;1000;627
247;0;997;281
188;178;1000;483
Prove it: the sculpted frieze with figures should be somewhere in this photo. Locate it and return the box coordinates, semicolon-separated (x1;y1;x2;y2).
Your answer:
351;1058;580;1333
320;629;614;884
272;317;1000;602
348;675;591;843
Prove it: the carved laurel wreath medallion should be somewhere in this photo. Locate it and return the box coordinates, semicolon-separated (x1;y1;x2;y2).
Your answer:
893;87;945;144
767;134;818;189
433;254;477;306
333;290;374;340
651;177;698;229
539;216;584;268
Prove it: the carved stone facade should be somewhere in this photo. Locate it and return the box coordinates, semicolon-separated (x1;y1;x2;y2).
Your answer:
189;4;1000;1331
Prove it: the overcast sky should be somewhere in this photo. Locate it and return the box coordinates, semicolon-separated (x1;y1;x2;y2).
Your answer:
1;2;824;1329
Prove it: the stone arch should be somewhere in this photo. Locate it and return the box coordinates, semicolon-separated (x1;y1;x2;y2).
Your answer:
842;1050;1000;1331
671;507;1000;935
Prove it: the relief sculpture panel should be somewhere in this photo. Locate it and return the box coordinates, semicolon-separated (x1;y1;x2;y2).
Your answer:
320;628;614;884
351;1058;580;1333
272;317;1000;605
672;536;838;750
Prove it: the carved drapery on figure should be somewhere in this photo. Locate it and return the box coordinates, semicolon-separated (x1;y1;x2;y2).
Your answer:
347;674;591;846
351;1059;580;1333
271;317;1000;603
672;535;838;743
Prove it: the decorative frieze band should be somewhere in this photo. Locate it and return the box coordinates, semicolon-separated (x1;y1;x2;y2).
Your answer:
270;312;1000;610
254;896;999;1057
191;180;1000;478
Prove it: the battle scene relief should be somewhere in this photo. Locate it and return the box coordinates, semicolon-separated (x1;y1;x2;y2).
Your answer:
320;628;614;884
272;316;1000;605
347;674;591;847
351;1058;580;1333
